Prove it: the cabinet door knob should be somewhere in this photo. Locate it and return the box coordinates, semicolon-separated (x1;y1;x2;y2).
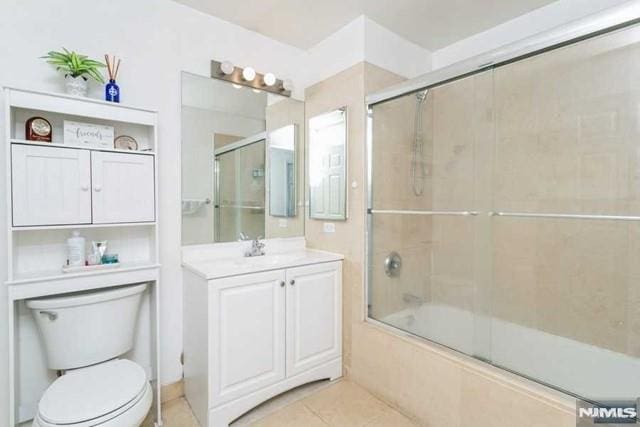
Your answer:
280;281;285;287
94;185;102;192
80;184;89;191
290;279;295;286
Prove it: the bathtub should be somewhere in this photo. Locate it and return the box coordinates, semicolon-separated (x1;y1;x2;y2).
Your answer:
381;303;640;400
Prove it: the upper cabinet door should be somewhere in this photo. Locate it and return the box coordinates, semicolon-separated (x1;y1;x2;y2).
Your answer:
91;152;155;223
11;145;92;226
285;261;342;377
210;270;286;406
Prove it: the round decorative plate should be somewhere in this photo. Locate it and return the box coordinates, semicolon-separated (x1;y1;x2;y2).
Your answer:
114;135;138;150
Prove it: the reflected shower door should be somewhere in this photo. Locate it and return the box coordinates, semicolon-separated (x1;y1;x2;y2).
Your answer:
215;140;266;242
490;23;640;401
368;69;494;359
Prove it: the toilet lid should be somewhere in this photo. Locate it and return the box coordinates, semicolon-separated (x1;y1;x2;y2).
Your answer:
39;359;147;424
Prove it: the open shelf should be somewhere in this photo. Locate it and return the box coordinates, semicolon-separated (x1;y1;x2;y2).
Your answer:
6;261;161;286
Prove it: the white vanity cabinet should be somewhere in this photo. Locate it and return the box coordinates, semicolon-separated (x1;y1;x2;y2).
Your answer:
286;263;342;376
11;144;155;226
212;270;286;405
183;256;342;427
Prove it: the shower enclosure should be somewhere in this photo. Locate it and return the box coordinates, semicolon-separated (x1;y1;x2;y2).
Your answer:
215;138;266;242
367;19;640;405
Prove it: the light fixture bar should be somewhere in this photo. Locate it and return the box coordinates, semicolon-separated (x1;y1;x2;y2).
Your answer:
210;60;291;97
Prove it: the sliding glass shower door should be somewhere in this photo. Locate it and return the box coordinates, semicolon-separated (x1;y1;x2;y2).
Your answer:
368;69;494;360
489;23;640;400
367;22;640;404
215;139;266;242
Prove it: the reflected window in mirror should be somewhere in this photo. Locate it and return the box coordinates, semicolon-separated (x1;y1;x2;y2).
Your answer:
181;72;305;245
308;108;347;221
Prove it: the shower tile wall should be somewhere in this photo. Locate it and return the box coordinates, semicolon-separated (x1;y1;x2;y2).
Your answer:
370;90;433;319
368;24;640;405
492;25;640;358
370;71;494;323
430;72;493;317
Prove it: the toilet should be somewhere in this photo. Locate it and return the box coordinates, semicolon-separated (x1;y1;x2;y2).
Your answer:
26;284;153;427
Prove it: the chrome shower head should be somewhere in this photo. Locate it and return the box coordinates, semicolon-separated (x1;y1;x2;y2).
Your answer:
416;89;428;102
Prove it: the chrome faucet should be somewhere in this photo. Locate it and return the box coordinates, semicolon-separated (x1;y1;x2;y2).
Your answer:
244;236;265;257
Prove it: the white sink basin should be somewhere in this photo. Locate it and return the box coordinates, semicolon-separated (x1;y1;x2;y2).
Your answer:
231;254;301;267
183;249;343;280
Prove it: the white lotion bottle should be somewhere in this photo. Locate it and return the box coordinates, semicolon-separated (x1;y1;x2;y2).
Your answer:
67;230;86;267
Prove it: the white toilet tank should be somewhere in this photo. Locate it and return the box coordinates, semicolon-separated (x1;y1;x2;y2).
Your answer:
26;283;147;370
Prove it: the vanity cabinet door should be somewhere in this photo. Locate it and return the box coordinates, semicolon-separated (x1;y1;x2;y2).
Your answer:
285;261;342;377
11;144;92;226
210;270;286;406
91;151;155;223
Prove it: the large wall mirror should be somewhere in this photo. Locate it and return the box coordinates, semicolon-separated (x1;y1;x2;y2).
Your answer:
181;72;305;245
308;108;347;220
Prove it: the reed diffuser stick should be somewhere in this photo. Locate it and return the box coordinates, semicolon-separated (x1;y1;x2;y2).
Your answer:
113;59;121;80
104;54;113;80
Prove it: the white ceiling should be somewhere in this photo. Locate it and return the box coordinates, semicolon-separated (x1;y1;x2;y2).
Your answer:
173;0;559;50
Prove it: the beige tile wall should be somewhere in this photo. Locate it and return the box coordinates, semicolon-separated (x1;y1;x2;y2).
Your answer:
491;25;640;357
305;61;580;426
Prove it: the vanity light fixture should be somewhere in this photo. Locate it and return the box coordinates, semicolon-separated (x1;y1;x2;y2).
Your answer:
242;66;256;82
220;61;235;75
210;60;291;97
263;72;276;87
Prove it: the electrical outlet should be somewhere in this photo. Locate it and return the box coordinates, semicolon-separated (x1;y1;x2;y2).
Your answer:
278;218;288;228
323;222;336;233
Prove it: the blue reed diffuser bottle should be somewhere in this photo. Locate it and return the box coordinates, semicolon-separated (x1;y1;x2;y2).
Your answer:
106;79;120;103
104;54;121;103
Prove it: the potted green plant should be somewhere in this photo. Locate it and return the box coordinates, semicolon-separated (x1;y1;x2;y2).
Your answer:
41;48;106;97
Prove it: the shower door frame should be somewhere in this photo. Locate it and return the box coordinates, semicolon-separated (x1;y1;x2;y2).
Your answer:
364;0;640;397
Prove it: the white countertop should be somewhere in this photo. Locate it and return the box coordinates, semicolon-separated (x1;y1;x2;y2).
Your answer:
182;248;344;280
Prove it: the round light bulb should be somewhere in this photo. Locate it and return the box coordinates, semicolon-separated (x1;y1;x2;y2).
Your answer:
263;73;276;87
282;79;293;91
220;61;234;75
242;67;256;82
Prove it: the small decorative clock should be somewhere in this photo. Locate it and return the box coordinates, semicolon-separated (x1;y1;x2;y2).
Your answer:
114;135;138;151
25;117;52;142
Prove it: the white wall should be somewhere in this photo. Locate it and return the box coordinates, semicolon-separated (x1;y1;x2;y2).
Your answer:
431;0;631;68
299;16;433;89
0;0;307;418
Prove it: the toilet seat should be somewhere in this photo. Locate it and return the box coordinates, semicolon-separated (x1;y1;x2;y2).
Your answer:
33;359;152;427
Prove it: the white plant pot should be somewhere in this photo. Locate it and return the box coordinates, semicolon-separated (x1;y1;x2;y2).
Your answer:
65;75;88;97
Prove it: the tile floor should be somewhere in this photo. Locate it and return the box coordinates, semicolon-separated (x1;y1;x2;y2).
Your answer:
159;380;418;427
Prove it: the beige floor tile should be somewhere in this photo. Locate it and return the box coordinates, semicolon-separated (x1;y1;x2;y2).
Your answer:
157;380;417;427
303;381;391;427
161;398;200;427
251;400;328;427
232;380;333;426
365;409;419;427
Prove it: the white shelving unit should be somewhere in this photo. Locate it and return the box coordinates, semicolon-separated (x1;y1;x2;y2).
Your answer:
3;87;162;426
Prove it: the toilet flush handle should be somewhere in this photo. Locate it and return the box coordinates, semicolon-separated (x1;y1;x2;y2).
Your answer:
39;311;58;321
